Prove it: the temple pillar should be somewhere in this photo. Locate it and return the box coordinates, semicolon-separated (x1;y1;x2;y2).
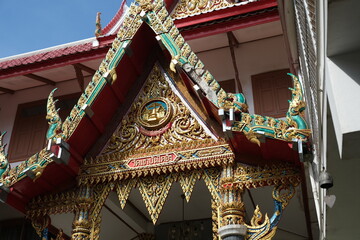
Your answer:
72;185;93;240
218;164;247;240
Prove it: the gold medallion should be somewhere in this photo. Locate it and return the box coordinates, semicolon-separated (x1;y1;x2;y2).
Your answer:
138;98;173;130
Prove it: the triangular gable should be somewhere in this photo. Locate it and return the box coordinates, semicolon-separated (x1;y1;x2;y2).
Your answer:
78;63;233;184
0;0;310;208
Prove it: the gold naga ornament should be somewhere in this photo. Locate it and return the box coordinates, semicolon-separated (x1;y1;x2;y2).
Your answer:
0;131;9;179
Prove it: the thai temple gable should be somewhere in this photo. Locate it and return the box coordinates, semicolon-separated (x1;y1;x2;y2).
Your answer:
0;0;320;239
0;0;310;190
79;63;234;186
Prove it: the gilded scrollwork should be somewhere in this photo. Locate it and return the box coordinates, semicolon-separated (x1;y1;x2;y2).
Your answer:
172;0;233;19
231;74;311;145
179;169;201;202
138;173;175;224
46;88;63;140
116;179;136;209
103;64;213;155
27;188;78;218
31;214;51;237
245;184;297;240
0;131;9;179
233;163;301;189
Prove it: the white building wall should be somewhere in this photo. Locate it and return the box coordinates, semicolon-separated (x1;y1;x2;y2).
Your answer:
196;35;290;114
0;78;90;149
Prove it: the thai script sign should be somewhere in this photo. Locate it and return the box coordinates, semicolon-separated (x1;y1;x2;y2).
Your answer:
127;153;178;168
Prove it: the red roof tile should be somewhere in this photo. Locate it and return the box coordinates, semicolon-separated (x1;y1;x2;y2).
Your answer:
0;41;100;70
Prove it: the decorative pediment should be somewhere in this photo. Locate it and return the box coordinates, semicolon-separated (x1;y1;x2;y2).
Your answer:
102;63;216;155
79;63;233;184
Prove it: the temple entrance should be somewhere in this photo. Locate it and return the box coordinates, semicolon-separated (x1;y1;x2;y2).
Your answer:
97;181;214;239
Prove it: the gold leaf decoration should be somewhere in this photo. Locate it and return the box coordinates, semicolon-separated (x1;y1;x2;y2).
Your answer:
179;170;201;202
116;179;137;209
102;63;213;156
138;174;175;224
202;168;221;203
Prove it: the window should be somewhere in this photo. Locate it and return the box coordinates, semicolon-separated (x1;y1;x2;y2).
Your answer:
252;69;292;118
8;93;80;163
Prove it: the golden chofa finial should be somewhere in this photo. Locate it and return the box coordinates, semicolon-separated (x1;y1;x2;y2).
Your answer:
95;12;102;37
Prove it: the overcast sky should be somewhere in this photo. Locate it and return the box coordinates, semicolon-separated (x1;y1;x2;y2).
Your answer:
0;0;125;58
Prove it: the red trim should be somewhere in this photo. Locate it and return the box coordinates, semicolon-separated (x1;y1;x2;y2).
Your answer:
174;0;277;28
0;47;109;80
181;9;280;40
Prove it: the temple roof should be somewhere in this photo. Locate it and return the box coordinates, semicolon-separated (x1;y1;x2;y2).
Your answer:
0;38;100;70
0;0;310;213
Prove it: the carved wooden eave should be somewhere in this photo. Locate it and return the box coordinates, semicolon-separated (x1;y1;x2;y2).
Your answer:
171;0;258;20
0;0;310;214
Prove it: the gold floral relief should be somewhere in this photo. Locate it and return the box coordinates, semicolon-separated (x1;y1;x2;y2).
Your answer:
171;0;233;19
102;63;213;156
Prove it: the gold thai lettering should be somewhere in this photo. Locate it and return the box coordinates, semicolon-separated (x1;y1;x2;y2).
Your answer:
128;153;176;168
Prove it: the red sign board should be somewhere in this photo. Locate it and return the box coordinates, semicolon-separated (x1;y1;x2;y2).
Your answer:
127;153;178;168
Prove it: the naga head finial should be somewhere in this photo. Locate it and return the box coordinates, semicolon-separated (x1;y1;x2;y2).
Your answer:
0;131;7;155
0;131;9;178
287;73;306;115
46;89;62;140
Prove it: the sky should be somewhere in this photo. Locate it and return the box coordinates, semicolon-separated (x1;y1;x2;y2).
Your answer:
0;0;127;58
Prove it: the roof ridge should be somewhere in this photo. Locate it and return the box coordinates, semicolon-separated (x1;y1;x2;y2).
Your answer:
101;0;128;36
0;37;96;63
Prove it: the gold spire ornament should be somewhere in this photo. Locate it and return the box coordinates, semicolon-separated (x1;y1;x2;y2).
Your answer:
95;12;102;37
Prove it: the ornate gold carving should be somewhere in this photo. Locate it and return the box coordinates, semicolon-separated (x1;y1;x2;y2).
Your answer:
138;174;175;224
202;168;221;203
90;184;113;222
55;229;65;240
27;188;78;218
31;215;51;237
1;148;52;188
0;131;9;179
116;179;136;209
46;89;63;140
272;184;295;209
179;170;201;202
219;164;246;227
79;143;233;184
231;74;311;144
245;206;276;240
136;0;155;12
103;64;213;154
138;97;173;130
220;201;245;226
72;185;93;240
245;184;297;240
172;0;233;19
233;164;301;189
211;200;219;240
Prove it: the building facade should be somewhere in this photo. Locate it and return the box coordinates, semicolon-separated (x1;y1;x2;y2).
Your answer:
1;0;355;239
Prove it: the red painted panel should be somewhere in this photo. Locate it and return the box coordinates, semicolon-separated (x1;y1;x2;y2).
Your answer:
91;85;120;125
67;117;101;156
231;132;300;166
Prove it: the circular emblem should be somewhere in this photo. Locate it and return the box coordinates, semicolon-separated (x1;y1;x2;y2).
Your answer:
138;98;173;130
